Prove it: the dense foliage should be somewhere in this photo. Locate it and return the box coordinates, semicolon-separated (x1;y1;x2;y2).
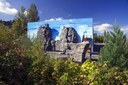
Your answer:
27;4;40;22
0;22;128;85
100;25;128;68
94;34;104;43
0;20;13;28
12;4;39;36
0;3;128;84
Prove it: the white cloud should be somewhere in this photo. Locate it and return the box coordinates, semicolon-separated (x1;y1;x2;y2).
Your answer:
120;25;128;37
24;11;28;16
94;23;112;34
0;0;18;15
45;17;63;21
94;23;128;36
121;25;128;31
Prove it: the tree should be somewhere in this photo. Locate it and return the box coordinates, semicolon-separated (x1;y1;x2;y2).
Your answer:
12;6;27;36
0;23;6;29
15;6;27;29
100;25;128;68
12;4;40;36
94;33;104;43
28;4;39;22
0;20;13;28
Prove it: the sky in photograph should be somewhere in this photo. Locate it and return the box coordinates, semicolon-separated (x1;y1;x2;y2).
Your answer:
28;18;93;42
0;0;128;34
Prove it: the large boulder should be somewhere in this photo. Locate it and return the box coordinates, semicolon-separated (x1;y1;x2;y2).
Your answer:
37;24;52;51
60;27;79;43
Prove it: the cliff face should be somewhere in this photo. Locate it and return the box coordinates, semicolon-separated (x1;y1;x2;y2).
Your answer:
60;27;79;43
37;25;90;62
37;24;52;51
37;26;79;51
55;27;79;51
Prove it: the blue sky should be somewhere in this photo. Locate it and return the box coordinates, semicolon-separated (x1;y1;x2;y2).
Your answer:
0;0;128;34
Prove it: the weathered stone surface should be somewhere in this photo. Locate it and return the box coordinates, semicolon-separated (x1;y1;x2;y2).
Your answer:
54;27;79;51
37;25;90;62
54;40;67;51
37;24;52;51
49;41;90;62
51;40;56;51
65;41;89;62
60;27;79;43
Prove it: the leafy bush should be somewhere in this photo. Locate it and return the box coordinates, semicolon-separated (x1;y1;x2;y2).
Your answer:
0;23;128;85
81;59;128;85
52;59;80;85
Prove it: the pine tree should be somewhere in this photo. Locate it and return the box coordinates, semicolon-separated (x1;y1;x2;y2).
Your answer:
27;4;39;22
12;6;27;36
100;25;128;68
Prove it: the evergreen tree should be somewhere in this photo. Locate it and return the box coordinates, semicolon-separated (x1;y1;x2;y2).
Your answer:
12;6;27;36
15;6;27;29
28;3;39;22
100;25;128;68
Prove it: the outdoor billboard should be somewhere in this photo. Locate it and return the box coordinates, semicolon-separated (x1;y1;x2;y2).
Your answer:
27;18;93;42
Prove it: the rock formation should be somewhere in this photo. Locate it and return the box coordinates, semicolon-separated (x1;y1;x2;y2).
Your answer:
37;24;52;51
49;41;90;62
60;27;78;43
37;25;91;62
53;27;79;51
66;41;90;62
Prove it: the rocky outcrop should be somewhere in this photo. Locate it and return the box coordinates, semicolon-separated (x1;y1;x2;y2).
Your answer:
60;27;78;43
65;41;89;62
37;24;52;51
37;25;90;62
49;41;90;62
55;40;67;51
53;27;79;51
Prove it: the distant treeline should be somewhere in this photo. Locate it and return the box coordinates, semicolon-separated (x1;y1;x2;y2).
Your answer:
0;20;14;28
94;33;104;43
